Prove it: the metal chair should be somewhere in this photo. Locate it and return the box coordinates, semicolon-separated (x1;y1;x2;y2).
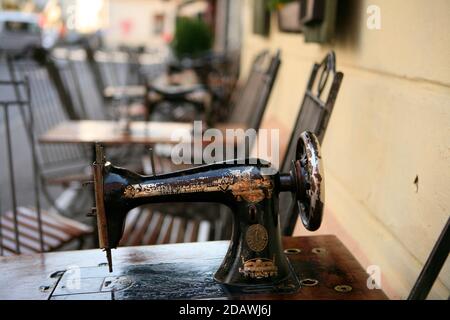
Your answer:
150;50;281;160
148;51;240;124
49;47;159;170
408;217;449;300
31;47;151;182
0;78;92;256
87;46;170;122
46;46;131;121
147;49;279;129
82;38;167;115
228;50;281;131
204;49;279;130
4;54;92;218
279;51;344;235
49;47;106;120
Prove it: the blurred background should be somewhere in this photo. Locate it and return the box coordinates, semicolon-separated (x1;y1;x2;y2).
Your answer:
0;0;241;55
0;0;448;300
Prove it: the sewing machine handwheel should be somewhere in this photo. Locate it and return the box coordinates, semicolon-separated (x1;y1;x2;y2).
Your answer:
292;132;324;231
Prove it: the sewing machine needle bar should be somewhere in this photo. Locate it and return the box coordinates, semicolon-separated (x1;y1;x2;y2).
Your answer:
93;143;113;272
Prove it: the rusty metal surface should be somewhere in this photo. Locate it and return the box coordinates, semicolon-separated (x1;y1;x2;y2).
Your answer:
294;131;324;231
122;167;274;203
94;158;292;287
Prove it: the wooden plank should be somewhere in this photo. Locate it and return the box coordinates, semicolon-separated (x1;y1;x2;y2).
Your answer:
189;220;200;243
103;85;146;99
1;237;36;255
146;213;165;245
129;210;154;246
197;221;211;242
3;212;71;242
18;207;92;235
183;220;195;243
38;120;246;146
159;216;174;245
0;219;58;249
169;217;183;244
0;207;92;256
119;209;143;246
0;228;45;252
175;218;187;244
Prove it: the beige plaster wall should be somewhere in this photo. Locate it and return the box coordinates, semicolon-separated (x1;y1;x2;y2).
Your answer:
242;0;450;299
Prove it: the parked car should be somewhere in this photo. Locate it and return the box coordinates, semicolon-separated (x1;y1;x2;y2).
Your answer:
0;11;42;55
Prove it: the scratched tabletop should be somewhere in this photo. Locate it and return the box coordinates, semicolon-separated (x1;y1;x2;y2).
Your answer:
39;120;246;146
0;235;387;300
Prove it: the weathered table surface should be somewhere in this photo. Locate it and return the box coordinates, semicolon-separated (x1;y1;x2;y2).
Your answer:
103;85;146;99
39;120;245;146
0;235;387;300
102;69;200;97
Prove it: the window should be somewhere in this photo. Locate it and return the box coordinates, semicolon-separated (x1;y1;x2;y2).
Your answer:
4;21;40;33
153;13;165;35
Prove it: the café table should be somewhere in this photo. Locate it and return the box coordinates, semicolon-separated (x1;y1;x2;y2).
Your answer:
0;235;388;300
102;70;202;100
39;120;245;146
103;85;146;100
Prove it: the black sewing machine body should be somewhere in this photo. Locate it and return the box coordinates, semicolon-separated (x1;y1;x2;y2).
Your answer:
102;160;292;286
92;132;324;289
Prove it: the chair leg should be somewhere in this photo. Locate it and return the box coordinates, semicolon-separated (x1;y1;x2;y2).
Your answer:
77;236;85;250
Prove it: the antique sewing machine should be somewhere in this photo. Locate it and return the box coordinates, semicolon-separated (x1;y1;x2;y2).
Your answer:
91;131;324;290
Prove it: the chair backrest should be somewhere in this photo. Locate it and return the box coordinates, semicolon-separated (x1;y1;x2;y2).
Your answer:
32;48;83;120
82;39;108;100
0;77;45;255
6;56;89;179
49;47;106;120
119;45;146;86
96;50;130;89
51;44;167;122
80;43;167;118
83;41;144;100
213;50;242;118
228;50;281;130
279;51;344;235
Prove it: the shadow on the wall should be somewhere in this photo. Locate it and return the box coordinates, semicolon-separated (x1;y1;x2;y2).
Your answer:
334;0;363;51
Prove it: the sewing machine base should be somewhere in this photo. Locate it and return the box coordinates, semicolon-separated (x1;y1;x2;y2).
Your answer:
50;259;300;300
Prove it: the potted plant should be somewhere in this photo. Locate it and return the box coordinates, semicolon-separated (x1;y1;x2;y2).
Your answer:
267;0;297;11
171;16;213;59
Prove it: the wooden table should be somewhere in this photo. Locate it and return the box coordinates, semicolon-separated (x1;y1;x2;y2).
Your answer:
0;236;388;300
39;120;245;146
104;85;146;99
103;71;202;99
